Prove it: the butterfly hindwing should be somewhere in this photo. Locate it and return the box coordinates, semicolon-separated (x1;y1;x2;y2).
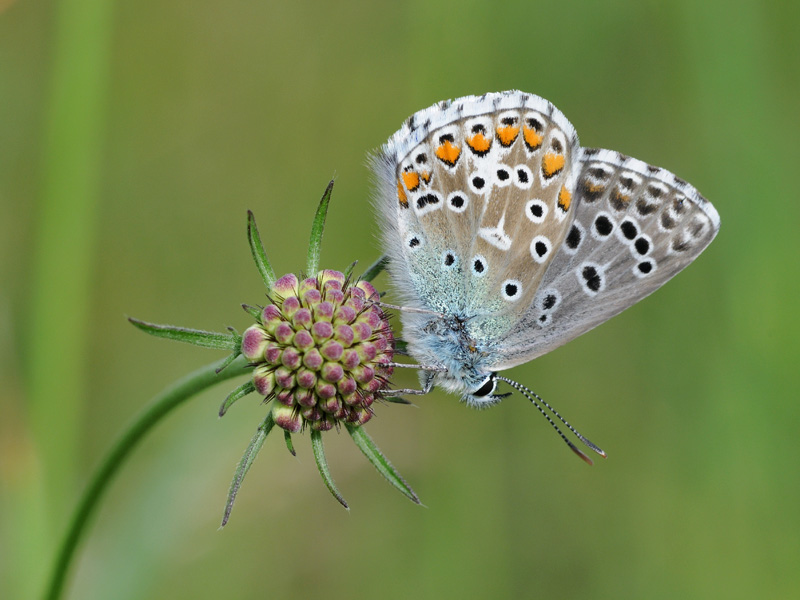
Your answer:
489;147;720;370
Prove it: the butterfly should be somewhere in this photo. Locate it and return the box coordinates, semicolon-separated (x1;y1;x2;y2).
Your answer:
371;91;719;462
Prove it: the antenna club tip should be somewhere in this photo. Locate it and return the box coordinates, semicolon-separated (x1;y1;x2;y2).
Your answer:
569;443;594;466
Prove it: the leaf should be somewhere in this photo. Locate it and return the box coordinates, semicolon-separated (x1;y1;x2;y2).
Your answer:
360;255;389;283
310;429;348;509
343;260;358;280
221;412;275;527
346;425;420;504
247;210;276;289
128;317;238;350
241;304;262;321
306;180;334;276
218;380;256;416
283;430;296;456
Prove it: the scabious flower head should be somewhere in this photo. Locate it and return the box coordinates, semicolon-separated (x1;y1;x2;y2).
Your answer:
242;270;394;432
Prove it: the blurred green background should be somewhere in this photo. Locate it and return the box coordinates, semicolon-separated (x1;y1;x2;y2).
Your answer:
2;0;799;598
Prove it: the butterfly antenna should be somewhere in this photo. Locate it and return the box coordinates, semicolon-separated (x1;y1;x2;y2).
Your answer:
496;376;606;465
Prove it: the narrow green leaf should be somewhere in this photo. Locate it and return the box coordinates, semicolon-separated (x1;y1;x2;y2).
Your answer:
346;425;420;504
360;255;389;283
283;430;296;456
306;180;334;276
215;327;243;374
128;317;237;350
393;339;409;354
247;210;276;289
310;429;348;509
241;303;262;321
221;413;275;527
215;348;243;374
218;380;256;417
343;260;358;280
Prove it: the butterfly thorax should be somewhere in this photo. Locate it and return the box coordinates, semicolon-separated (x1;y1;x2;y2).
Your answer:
403;312;497;400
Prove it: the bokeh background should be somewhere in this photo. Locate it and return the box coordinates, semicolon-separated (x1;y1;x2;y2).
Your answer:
2;1;799;599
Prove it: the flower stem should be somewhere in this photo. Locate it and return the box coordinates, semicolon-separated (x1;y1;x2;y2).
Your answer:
43;355;250;600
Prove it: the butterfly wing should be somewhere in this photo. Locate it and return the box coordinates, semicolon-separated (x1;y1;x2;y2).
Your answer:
373;91;581;324
489;147;720;370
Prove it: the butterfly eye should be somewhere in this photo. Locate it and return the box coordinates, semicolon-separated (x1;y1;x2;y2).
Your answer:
472;374;497;398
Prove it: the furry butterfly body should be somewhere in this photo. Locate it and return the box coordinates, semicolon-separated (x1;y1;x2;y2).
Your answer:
372;91;720;409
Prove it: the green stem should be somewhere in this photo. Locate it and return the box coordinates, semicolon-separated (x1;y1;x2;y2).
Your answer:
43;355;250;600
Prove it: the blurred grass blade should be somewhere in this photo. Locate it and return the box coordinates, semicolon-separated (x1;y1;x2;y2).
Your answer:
222;412;275;527
247;210;276;289
360;255;389;282
306;180;334;275
346;425;420;504
311;429;348;509
383;396;412;405
128;317;238;350
218;380;256;417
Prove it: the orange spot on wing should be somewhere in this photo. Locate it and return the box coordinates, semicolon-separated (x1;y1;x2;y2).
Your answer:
467;133;492;154
402;171;420;191
542;152;565;178
523;126;543;150
496;125;520;146
420;170;432;184
558;186;572;211
397;181;408;207
435;139;461;166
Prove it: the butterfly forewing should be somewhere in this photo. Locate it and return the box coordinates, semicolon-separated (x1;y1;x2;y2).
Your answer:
375;92;581;321
490;147;720;369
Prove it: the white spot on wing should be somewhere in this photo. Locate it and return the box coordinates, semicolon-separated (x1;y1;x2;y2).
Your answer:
479;213;512;251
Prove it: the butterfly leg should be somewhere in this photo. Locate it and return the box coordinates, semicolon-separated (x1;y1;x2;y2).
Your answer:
379;368;437;397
